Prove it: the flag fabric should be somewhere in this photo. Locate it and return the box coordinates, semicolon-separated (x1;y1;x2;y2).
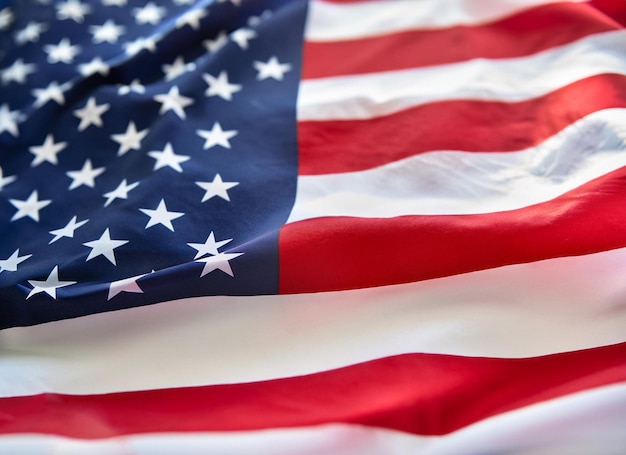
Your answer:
1;0;626;453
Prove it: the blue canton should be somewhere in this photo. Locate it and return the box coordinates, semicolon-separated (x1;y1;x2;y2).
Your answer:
0;0;306;328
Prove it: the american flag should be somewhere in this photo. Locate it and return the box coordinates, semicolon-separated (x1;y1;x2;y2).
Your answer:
1;0;625;452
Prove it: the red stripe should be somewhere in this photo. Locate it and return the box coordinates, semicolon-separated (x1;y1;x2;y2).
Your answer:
590;0;626;26
314;0;626;25
303;3;618;80
298;74;626;175
1;343;624;438
312;0;626;26
279;166;626;293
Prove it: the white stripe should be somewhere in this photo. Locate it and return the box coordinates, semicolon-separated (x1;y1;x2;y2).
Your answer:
298;30;626;121
1;383;625;454
2;246;626;397
306;0;588;41
288;109;626;222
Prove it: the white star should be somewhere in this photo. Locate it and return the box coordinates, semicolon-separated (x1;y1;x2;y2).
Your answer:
66;159;105;190
124;36;157;56
74;97;110;131
0;249;32;273
195;174;238;202
196;252;243;277
29;134;67;166
44;38;81;64
202;71;241;101
154;86;194;119
148;142;190;172
78;57;110;77
0;7;14;31
103;0;127;6
196;122;237;150
49;215;89;243
117;79;144;95
15;21;48;45
187;231;232;259
230;28;256;50
203;31;228;53
0;166;17;191
248;10;272;27
83;228;128;265
176;8;207;30
139;199;184;231
103;179;139;207
108;273;145;300
90;20;125;44
32;81;69;107
27;266;76;299
0;104;21;137
111;121;149;156
56;0;91;23
217;0;242;7
10;190;51;222
1;59;36;85
253;56;292;81
134;2;166;25
162;57;196;81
